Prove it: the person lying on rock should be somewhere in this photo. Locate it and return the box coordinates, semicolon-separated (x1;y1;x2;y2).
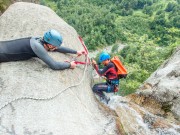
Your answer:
0;29;85;70
91;52;119;104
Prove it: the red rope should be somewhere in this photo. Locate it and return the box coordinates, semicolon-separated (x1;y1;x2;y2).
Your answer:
78;36;88;55
74;36;90;65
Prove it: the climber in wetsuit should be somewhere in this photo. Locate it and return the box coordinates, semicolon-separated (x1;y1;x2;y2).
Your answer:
0;29;85;70
91;52;119;104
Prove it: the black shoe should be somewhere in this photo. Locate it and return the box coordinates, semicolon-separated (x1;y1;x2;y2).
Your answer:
105;97;110;104
103;96;110;104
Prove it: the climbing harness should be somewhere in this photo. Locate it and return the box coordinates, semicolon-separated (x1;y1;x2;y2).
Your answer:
0;36;90;111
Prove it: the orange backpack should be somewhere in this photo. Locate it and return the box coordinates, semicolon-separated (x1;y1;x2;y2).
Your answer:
111;56;127;79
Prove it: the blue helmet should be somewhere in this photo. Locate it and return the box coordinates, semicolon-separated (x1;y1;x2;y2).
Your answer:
99;52;110;63
43;29;63;47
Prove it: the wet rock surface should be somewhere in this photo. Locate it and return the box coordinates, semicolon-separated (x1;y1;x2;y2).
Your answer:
109;96;180;135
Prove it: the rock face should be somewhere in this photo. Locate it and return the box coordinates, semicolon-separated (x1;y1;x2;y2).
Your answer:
106;46;180;135
130;46;180;120
109;96;180;135
0;2;118;135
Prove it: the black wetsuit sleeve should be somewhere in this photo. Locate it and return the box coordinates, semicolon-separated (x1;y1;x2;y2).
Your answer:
56;46;77;54
94;64;111;76
30;38;70;70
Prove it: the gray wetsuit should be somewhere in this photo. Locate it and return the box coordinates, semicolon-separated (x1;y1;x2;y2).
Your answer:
0;37;77;70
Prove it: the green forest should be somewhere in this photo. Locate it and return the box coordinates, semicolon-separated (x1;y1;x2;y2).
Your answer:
1;0;179;95
40;0;180;95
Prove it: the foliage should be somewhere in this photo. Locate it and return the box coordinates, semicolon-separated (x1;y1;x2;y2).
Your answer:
115;15;151;36
40;0;179;50
143;5;153;16
0;0;11;13
165;2;176;12
111;44;119;53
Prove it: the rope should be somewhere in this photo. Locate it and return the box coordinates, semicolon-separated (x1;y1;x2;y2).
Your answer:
0;37;89;111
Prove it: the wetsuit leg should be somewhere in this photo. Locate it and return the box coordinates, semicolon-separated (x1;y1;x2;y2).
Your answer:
0;53;8;62
92;83;114;98
92;83;107;98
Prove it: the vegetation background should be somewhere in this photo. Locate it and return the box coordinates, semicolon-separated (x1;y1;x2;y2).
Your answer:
1;0;180;95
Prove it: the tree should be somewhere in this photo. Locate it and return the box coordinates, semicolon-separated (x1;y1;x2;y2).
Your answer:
154;13;166;26
120;0;138;10
143;5;153;16
172;15;180;28
165;2;176;12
